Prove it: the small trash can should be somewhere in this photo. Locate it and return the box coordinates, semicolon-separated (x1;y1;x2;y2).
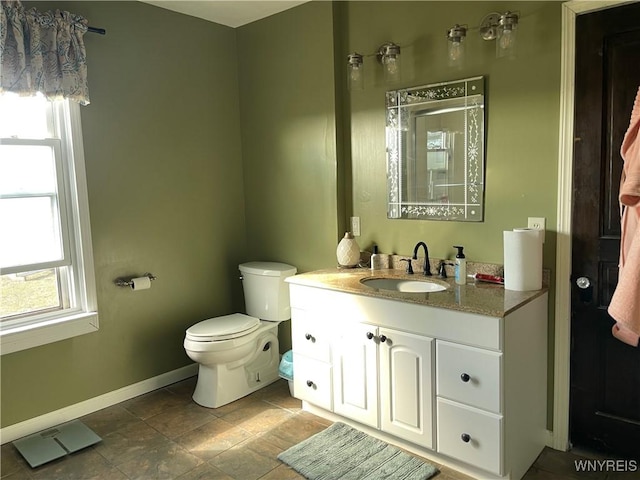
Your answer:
279;350;294;396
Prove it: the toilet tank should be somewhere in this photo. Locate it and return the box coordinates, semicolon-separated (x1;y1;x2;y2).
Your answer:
239;262;297;321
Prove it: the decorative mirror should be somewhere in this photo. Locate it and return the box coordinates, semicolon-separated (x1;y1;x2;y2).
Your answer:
386;76;485;221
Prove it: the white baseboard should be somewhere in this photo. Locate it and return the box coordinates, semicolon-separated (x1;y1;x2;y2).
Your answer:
545;429;556;449
0;363;198;445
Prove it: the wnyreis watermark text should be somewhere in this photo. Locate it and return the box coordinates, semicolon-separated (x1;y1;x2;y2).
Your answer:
574;459;638;473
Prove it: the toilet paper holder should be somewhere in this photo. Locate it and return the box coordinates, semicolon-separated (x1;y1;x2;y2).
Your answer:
115;273;157;287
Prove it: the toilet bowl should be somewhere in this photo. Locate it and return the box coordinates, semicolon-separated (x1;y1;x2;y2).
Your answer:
184;314;280;408
184;262;296;408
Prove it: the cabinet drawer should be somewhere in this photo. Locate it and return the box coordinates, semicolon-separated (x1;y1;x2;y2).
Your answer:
437;398;503;475
292;354;332;411
291;309;331;363
437;341;502;413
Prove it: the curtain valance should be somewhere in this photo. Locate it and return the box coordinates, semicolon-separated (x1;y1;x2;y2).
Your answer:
0;0;90;105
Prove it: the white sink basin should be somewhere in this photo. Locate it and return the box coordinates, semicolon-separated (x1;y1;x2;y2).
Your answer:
360;277;447;293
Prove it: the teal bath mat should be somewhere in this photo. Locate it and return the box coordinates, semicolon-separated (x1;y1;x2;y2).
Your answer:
278;422;438;480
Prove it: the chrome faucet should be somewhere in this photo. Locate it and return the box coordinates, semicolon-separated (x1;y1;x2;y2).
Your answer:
412;242;432;276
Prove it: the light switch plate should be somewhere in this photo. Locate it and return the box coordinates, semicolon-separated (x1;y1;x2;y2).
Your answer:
351;217;361;236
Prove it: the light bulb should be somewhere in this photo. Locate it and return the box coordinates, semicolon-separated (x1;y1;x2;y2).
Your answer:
385;56;399;76
347;53;364;90
499;28;514;51
450;41;461;61
496;12;518;59
446;25;467;68
448;40;465;67
348;64;363;90
350;65;362;82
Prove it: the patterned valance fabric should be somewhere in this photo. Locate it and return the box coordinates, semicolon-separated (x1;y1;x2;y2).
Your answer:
0;0;90;105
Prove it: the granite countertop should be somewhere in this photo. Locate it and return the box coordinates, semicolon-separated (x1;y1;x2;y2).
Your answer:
286;268;548;318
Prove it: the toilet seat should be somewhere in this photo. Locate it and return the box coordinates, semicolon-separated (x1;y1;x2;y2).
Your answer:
185;313;260;342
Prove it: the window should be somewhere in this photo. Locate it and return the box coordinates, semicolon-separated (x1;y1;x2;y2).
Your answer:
0;93;98;354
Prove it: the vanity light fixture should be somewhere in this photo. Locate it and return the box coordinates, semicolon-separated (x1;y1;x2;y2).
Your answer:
479;11;519;59
446;24;467;67
346;42;402;90
377;42;401;83
497;11;518;58
347;53;364;90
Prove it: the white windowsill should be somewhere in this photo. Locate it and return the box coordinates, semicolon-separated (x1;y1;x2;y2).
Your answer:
0;311;99;355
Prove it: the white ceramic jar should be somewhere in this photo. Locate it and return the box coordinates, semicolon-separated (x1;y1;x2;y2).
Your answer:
336;232;360;267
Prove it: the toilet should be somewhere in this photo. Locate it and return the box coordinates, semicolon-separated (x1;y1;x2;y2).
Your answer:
184;261;297;408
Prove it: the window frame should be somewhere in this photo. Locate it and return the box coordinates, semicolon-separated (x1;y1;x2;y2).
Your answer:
1;138;71;273
0;99;98;355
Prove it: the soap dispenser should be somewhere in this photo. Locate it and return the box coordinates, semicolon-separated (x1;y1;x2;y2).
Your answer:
454;245;466;285
370;245;383;270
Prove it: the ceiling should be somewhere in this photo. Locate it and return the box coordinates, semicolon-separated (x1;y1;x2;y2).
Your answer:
140;1;310;28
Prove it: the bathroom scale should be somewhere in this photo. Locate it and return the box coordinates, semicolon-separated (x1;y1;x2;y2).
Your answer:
12;420;102;468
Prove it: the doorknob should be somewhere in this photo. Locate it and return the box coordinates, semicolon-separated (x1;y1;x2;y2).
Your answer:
575;276;593;303
576;277;591;289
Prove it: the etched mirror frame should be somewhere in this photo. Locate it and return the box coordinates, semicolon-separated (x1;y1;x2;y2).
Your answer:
386;76;485;221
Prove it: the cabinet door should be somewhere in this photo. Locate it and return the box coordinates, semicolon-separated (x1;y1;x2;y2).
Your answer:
333;323;378;427
379;328;434;448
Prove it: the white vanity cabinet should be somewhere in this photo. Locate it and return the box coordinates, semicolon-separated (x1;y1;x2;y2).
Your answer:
288;281;548;480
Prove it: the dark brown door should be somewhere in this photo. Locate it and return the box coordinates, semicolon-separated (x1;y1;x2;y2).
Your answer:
571;2;640;459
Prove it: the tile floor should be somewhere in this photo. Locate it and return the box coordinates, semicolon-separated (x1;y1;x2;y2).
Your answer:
0;377;635;480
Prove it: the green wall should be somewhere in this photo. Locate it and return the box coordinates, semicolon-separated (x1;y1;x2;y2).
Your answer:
237;2;341;272
236;1;340;352
344;1;561;267
1;1;563;430
1;1;246;427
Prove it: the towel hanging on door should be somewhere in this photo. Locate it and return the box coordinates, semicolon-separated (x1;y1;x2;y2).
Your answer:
608;86;640;347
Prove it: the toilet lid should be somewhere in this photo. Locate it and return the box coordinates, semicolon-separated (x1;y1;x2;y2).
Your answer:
185;313;260;341
239;261;297;277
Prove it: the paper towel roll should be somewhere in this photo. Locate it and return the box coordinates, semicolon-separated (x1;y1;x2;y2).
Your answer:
131;276;151;291
503;229;543;291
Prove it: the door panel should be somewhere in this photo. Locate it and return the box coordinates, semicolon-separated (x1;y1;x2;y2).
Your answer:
332;323;378;427
380;328;434;448
571;2;640;458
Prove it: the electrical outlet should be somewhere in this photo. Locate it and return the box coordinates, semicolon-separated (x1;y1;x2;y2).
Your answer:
351;216;361;236
527;217;546;242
